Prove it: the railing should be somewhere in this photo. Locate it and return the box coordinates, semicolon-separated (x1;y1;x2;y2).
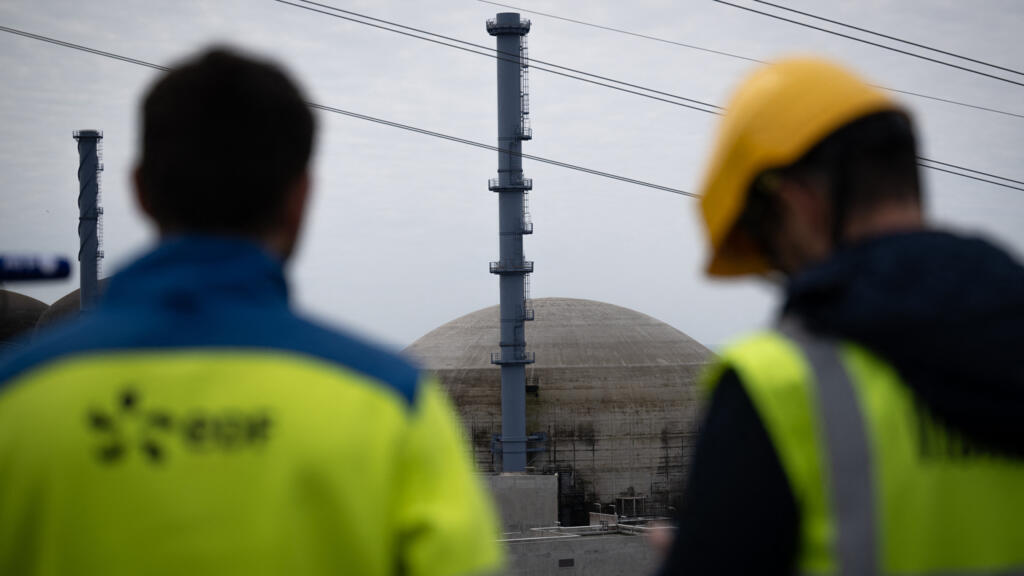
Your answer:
517;122;533;140
489;260;534;274
488;176;533;190
485;17;531;31
518;521;675;540
490;350;536;364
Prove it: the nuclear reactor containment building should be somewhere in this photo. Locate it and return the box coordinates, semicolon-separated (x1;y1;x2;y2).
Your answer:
406;297;711;525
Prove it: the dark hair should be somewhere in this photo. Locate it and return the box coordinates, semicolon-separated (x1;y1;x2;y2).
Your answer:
796;110;920;216
138;48;315;234
739;110;921;259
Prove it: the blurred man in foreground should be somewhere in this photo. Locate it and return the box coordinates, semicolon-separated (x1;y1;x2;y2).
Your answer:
0;48;503;576
658;58;1024;574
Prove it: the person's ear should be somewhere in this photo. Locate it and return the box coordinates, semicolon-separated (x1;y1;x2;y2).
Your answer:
133;165;155;221
278;170;311;259
775;177;831;238
770;176;833;273
285;171;310;233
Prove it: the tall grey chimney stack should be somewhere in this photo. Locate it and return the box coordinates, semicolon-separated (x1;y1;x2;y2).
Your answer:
73;129;103;311
486;13;534;473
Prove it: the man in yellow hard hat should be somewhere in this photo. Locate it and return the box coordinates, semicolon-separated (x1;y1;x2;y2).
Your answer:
657;58;1024;574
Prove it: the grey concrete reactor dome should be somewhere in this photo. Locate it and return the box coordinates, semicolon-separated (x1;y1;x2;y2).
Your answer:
34;278;110;336
405;297;713;525
0;291;48;353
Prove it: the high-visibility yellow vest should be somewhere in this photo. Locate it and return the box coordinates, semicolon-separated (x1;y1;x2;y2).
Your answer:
708;323;1024;575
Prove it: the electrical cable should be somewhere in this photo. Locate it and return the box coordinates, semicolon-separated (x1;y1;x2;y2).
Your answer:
276;0;721;114
712;0;1024;88
295;0;723;111
477;0;762;62
919;157;1024;186
0;25;169;72
474;0;1024;119
916;157;1024;188
917;163;1024;192
296;0;1024;119
752;0;1024;78
279;1;1024;184
879;86;1024;120
1;23;1021;193
307;103;698;196
0;24;695;196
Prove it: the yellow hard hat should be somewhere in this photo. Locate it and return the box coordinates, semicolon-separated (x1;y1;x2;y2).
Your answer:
699;57;902;276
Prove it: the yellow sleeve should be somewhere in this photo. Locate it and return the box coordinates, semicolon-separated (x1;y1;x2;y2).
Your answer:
394;378;505;576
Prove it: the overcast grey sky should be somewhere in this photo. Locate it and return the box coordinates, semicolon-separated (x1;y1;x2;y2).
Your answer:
1;0;1022;351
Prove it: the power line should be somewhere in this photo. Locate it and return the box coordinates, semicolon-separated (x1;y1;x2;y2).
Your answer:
476;0;1024;119
277;0;721;114
296;0;722;111
296;0;1024;121
880;86;1024;120
1;23;1021;194
308;103;697;196
477;0;762;63
752;0;1024;78
272;3;1024;194
712;0;1024;88
917;157;1024;188
918;163;1024;193
0;25;169;72
0;24;695;197
285;1;1024;185
285;0;1024;124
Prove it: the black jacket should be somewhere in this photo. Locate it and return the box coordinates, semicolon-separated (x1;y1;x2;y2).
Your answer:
657;230;1024;574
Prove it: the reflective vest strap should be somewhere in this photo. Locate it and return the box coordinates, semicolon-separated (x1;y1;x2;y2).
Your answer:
780;318;876;576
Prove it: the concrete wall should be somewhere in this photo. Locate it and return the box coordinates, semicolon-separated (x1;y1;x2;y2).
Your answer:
486;472;662;576
453;362;702;520
504;534;658;576
487;473;558;535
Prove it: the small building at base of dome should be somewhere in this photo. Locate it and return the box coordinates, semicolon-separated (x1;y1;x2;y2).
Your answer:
405;297;712;525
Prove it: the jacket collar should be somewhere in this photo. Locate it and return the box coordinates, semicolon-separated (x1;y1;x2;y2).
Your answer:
102;235;289;312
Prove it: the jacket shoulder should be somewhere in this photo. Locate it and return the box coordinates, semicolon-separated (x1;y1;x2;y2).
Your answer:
0;309;423;406
0;314;111;391
704;331;808;394
278;315;422;406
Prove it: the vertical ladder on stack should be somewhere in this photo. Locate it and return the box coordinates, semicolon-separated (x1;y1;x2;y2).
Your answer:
522;191;533;234
519;36;532;140
523;273;534;321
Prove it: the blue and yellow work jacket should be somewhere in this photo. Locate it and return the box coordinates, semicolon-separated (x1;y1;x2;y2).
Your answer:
0;236;503;576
